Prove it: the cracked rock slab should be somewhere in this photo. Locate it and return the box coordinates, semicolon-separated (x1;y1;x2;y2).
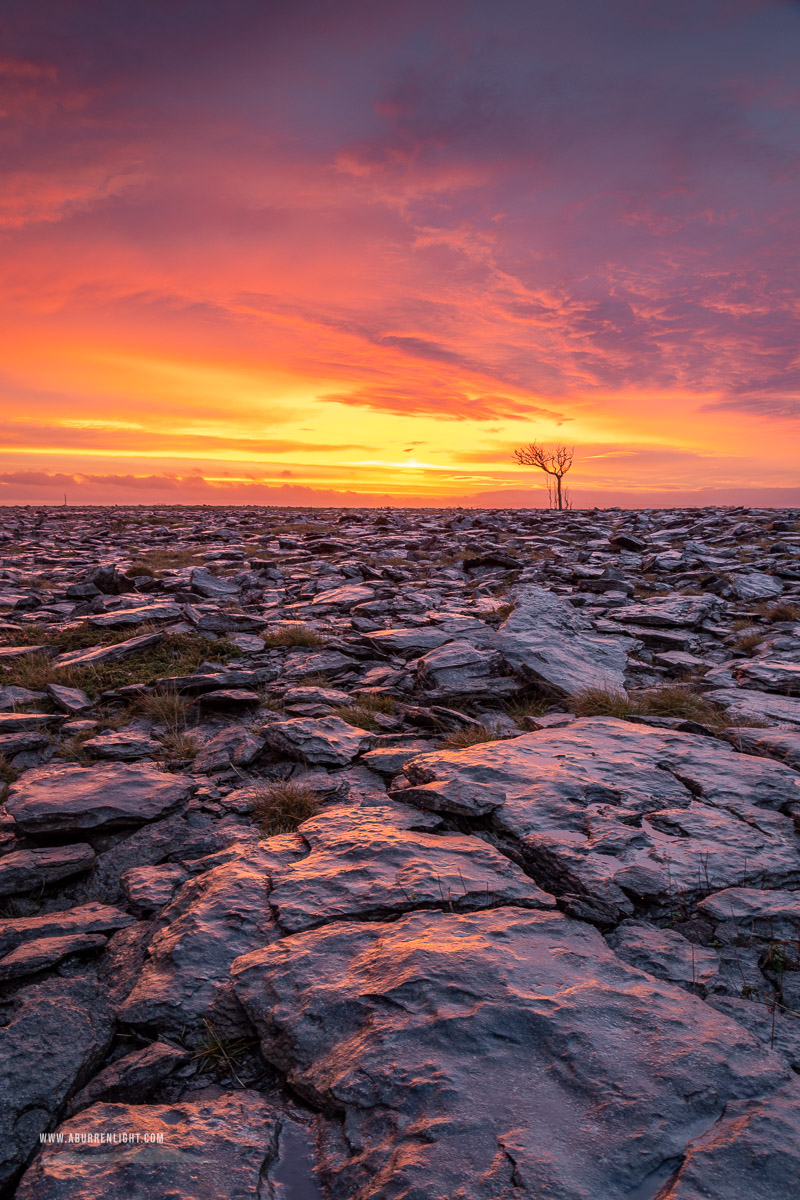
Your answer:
118;835;304;1034
232;906;787;1200
0;902;135;957
659;1081;800;1200
404;718;800;922
270;799;555;932
710;687;800;727
0;844;96;897
495;584;631;696
16;1092;278;1200
263;716;373;766
0;977;114;1189
5;763;196;833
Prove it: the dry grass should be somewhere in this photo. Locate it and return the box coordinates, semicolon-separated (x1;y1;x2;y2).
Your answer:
732;631;765;656
0;633;237;697
760;601;800;623
440;725;503;749
136;689;193;730
251;781;319;836
159;730;199;763
128;549;203;575
1;622;138;651
262;624;323;649
569;685;723;727
332;693;396;730
503;695;552;724
58;732;94;762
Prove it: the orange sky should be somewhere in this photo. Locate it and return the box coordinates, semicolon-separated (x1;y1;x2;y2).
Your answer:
2;1;800;507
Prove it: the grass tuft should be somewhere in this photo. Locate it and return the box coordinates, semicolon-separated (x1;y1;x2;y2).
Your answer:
0;754;18;798
159;730;199;764
732;631;765;656
759;601;800;623
569;685;723;727
0;634;237;698
262;624;323;649
440;725;502;749
136;689;193;730
251;780;319;836
332;693;397;730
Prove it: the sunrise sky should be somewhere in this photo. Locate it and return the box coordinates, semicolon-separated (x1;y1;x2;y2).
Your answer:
2;0;800;508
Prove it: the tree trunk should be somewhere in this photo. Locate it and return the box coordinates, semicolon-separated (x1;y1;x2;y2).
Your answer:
556;474;563;510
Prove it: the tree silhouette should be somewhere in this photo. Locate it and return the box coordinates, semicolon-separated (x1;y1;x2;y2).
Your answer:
513;442;574;510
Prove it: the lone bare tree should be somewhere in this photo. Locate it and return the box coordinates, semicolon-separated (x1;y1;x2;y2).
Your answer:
513;442;574;510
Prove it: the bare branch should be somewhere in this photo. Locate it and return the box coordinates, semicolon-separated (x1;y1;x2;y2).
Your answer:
512;441;575;510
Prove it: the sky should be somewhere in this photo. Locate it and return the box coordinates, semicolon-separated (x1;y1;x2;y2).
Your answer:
2;0;800;508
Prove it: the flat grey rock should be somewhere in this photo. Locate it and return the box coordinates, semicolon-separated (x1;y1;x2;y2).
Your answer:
46;683;93;713
118;836;303;1034
496;585;631;696
53;631;164;669
726;726;800;770
731;571;784;602
732;658;800;694
416;638;516;698
0;977;114;1188
608;595;718;628
233;906;788;1200
711;687;800;727
189;566;240;599
311;583;374;608
0;931;108;981
5;763;195;833
87;602;182;628
263;715;372;765
363;626;453;655
270;800;554;931
193;724;264;773
81;731;161;760
16;1092;277;1200
0;902;135;957
0;844;96;897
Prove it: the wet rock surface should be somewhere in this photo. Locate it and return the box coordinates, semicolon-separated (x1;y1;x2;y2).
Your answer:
0;503;799;1197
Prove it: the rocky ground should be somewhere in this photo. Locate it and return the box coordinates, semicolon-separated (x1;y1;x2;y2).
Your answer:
0;503;799;1198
